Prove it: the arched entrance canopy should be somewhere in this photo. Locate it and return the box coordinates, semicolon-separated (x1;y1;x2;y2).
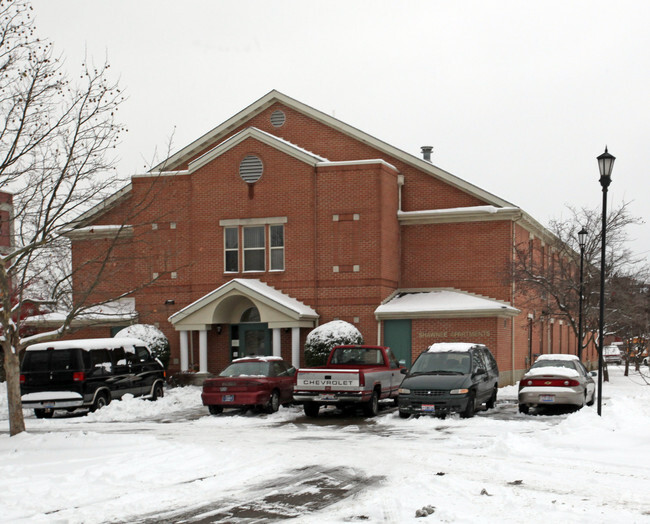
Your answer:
168;278;318;331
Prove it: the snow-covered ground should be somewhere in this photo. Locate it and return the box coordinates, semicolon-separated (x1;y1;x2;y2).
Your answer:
1;366;650;523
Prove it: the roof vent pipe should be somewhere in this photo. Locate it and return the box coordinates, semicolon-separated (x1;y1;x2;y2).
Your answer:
421;146;433;162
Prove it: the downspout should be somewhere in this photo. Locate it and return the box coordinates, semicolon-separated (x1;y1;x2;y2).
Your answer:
312;164;320;326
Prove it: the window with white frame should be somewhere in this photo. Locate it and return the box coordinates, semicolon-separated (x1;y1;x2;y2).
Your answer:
224;227;239;273
270;224;284;271
244;226;265;272
221;219;286;274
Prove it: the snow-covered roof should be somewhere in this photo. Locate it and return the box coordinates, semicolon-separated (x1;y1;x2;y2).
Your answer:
169;278;318;330
23;300;138;328
64;224;133;240
374;289;519;319
398;205;522;225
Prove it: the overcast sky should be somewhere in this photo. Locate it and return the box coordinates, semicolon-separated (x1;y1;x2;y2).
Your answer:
31;0;650;262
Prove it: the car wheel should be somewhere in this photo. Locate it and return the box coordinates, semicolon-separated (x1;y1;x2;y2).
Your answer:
34;408;54;419
363;390;380;417
518;403;529;414
398;410;410;419
265;390;280;414
208;405;223;415
90;393;110;413
486;387;497;410
460;392;475;418
150;382;164;401
304;402;320;418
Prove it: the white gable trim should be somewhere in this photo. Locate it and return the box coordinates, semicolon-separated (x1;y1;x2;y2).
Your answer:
153;90;514;209
169;278;318;330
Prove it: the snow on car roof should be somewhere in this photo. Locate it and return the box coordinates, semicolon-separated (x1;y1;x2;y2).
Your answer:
525;366;580;378
426;342;484;353
232;356;283;362
26;337;148;351
535;354;579;362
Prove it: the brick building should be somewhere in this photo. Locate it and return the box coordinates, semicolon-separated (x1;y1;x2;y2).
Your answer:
67;91;583;384
0;191;12;254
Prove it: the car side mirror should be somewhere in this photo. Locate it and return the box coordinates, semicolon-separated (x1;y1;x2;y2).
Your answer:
474;368;486;376
590;371;597;377
400;368;407;375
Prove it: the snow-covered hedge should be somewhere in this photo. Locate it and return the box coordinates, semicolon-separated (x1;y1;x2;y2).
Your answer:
115;324;170;368
304;320;364;366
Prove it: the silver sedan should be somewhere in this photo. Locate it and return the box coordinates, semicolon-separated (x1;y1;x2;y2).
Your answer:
518;354;596;414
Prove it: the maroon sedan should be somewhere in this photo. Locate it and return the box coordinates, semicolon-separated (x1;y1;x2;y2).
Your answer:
201;357;296;414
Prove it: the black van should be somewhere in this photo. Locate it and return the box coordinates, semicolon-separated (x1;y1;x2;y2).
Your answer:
20;337;166;418
397;343;499;418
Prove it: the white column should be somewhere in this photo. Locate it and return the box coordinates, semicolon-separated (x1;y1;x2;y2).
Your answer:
179;330;189;371
273;328;281;357
291;327;300;368
199;329;208;373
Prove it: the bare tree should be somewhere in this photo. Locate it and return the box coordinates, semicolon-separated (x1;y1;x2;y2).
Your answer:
512;202;647;363
0;0;129;435
608;273;650;375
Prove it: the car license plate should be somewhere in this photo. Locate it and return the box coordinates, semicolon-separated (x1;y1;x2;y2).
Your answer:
222;395;234;402
422;404;436;412
319;394;335;401
540;394;555;403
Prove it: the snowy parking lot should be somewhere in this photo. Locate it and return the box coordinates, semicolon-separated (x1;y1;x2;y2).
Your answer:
2;366;650;523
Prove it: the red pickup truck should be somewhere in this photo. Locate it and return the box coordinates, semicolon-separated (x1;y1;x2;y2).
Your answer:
293;345;406;417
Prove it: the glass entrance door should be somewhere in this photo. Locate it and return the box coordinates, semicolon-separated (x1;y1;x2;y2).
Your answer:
239;323;271;357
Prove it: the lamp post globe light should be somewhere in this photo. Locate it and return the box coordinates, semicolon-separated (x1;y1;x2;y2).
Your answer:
596;147;615;416
577;227;588;361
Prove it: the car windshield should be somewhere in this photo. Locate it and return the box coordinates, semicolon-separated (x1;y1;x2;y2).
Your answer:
531;360;577;371
330;347;382;365
409;352;471;374
219;361;271;377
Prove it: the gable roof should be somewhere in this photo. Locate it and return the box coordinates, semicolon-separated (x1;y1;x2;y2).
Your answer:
168;278;318;330
185;126;329;171
154;90;514;209
375;288;519;319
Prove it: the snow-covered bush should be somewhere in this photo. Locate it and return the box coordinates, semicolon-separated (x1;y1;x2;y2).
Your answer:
304;320;364;366
115;324;171;368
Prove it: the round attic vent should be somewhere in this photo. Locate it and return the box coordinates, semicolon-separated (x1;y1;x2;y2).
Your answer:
270;109;286;127
239;155;263;183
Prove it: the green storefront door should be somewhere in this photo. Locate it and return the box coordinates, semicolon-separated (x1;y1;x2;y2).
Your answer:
384;319;412;368
238;323;271;357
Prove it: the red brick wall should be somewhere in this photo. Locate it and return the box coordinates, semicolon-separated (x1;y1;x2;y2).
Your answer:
0;191;12;249
401;220;512;301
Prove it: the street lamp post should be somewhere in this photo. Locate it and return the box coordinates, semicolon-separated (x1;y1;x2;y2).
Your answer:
577;227;587;361
596;147;615;416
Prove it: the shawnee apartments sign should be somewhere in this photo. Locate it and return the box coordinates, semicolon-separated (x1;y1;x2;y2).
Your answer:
418;330;491;340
